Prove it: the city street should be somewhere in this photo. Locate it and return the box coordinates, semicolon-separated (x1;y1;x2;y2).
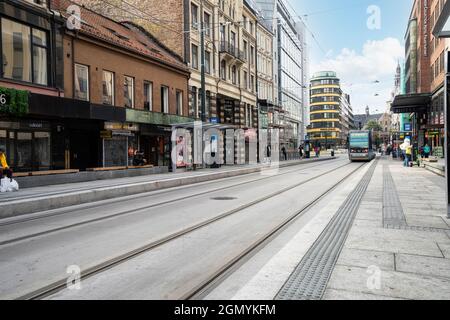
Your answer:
0;156;448;300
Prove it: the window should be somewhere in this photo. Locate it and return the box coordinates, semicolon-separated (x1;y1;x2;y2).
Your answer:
243;40;248;60
250;46;255;65
250;75;255;92
1;18;48;85
102;71;114;105
192;44;198;69
249;22;254;35
176;90;183;116
220;24;226;48
124;76;134;108
74;64;89;101
161;86;169;113
231;66;237;85
205;51;211;74
220;60;226;80
144;81;153;111
191;3;198;30
204;12;211;37
243;71;248;89
230;31;236;54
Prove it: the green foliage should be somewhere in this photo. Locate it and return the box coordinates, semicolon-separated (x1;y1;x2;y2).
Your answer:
0;87;29;117
365;120;382;132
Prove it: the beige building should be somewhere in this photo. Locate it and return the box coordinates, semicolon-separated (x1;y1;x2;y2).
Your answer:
256;18;275;130
77;0;259;129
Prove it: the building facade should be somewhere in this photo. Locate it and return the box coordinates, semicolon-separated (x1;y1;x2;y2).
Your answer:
307;71;344;148
394;0;446;158
256;17;275;131
0;0;193;172
340;93;354;146
255;0;308;149
0;0;65;172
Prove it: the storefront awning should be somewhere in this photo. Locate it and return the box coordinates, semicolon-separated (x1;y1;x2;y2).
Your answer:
391;93;431;114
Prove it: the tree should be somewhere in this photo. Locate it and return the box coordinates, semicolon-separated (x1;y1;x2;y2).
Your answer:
365;120;382;132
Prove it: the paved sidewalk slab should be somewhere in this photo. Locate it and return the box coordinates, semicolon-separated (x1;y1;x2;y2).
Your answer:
323;159;450;300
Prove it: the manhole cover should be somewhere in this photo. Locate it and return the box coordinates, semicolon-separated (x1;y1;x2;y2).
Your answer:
211;197;237;201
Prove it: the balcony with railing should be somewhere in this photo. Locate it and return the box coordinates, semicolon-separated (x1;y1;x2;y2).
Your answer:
220;41;246;64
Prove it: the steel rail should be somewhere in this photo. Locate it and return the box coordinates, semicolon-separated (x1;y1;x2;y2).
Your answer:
0;160;345;246
183;162;369;300
16;160;355;300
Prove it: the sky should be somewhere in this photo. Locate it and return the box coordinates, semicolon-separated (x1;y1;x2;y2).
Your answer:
289;0;414;115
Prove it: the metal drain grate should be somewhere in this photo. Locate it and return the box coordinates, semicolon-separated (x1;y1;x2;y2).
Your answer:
275;161;378;300
383;164;407;228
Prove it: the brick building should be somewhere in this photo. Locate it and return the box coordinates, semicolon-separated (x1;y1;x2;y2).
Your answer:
1;0;192;172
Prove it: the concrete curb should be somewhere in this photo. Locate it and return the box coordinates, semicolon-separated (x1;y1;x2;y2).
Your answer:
424;162;445;177
0;157;336;219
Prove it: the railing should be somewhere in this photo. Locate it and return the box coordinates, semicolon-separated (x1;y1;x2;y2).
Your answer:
220;41;246;61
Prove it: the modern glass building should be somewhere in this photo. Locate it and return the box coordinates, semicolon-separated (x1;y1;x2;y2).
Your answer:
255;0;308;148
307;71;343;148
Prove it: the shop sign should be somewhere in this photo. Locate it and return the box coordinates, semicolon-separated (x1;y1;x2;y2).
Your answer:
112;130;134;137
126;109;195;126
404;123;412;132
100;130;112;139
104;122;139;132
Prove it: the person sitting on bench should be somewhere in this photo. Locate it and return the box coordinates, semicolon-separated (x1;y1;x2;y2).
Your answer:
0;148;12;180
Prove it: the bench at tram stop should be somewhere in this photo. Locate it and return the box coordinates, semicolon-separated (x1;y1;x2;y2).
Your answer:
13;169;80;178
86;165;154;172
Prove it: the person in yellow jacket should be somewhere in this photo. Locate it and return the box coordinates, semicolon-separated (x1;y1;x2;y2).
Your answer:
0;148;11;179
405;144;413;167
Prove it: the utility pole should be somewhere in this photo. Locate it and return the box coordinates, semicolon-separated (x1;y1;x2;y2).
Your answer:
200;0;207;123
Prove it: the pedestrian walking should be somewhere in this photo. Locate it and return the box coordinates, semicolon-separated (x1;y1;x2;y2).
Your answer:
266;145;272;159
298;145;304;159
281;146;287;161
423;144;431;159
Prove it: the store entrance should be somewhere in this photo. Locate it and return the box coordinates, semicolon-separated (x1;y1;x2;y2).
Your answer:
70;130;99;171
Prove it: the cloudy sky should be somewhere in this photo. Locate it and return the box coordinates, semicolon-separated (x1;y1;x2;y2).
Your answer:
291;0;414;115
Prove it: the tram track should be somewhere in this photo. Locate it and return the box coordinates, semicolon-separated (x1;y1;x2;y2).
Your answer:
0;159;346;246
183;161;369;300
16;160;359;300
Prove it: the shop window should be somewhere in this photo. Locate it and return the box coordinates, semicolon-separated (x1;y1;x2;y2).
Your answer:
1;18;48;85
124;76;134;108
74;64;89;101
34;132;50;168
16;132;32;170
161;86;169;114
176;90;183;116
102;71;114;105
144;81;153;111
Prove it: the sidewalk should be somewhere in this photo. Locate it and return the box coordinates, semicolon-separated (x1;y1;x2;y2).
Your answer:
230;158;449;300
324;158;450;300
0;157;335;219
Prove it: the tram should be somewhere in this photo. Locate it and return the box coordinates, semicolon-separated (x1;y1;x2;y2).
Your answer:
348;130;376;162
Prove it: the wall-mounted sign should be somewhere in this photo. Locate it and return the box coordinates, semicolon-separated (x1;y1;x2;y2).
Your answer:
404;123;412;132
